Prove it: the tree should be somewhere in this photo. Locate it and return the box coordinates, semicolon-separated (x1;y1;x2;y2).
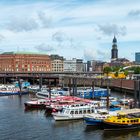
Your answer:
134;67;140;74
112;66;120;72
114;71;118;78
124;70;128;77
103;67;112;77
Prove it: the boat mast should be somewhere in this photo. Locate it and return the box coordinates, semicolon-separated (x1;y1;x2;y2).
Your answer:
106;85;110;110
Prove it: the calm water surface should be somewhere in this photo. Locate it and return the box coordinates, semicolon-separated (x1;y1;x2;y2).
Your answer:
0;92;140;140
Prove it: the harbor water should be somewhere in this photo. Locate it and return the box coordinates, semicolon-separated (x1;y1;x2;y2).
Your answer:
0;92;140;140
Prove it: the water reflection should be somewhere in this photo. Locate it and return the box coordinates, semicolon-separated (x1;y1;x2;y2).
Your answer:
44;109;53;117
84;125;101;132
52;119;83;128
0;93;140;140
18;95;23;107
24;108;45;113
103;129;140;140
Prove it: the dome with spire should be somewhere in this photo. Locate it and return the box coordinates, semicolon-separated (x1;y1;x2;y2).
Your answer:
113;36;117;43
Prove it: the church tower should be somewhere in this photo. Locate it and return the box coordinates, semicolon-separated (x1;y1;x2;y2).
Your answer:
111;36;118;61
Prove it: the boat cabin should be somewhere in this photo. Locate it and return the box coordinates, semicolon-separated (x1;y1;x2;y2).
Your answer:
61;106;95;115
105;112;140;124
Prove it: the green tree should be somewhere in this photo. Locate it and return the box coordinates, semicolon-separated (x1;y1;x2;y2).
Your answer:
103;67;112;77
114;71;118;77
124;70;128;77
112;66;120;72
134;67;140;74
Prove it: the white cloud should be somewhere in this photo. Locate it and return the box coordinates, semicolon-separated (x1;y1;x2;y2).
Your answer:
128;10;140;17
0;0;140;61
84;48;110;61
52;31;68;43
35;43;55;52
96;24;127;36
38;11;53;28
0;34;5;42
6;17;39;32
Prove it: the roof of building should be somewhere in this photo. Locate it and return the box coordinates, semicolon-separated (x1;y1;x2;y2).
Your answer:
111;58;130;63
50;54;64;60
1;51;49;55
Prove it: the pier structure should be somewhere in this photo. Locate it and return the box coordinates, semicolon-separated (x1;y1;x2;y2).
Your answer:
134;80;140;108
0;72;140;103
0;71;137;91
0;71;102;90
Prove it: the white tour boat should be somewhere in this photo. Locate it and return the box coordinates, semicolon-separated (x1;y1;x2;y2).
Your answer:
52;105;96;121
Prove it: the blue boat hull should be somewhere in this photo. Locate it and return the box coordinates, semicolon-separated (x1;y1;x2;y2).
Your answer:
84;117;103;126
109;107;121;111
0;91;28;96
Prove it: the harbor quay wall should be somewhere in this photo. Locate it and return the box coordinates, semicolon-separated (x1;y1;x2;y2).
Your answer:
61;77;135;93
0;71;136;94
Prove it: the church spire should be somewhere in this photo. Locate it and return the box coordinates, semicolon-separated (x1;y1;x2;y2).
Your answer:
113;35;117;43
111;36;118;61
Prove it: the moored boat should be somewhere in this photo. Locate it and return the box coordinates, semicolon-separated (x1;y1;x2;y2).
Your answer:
0;84;29;96
46;96;103;113
0;87;19;95
103;109;140;130
48;101;95;113
83;107;120;126
119;98;134;105
24;99;48;109
79;87;110;99
84;109;110;126
52;105;96;121
36;88;69;99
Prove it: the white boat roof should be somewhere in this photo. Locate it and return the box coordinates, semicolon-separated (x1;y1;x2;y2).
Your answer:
97;109;108;113
117;108;140;114
64;105;94;110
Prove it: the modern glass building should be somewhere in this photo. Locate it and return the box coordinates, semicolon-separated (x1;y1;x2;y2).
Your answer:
135;52;140;64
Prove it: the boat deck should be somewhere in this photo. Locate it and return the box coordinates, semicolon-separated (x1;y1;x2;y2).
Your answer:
116;108;140;114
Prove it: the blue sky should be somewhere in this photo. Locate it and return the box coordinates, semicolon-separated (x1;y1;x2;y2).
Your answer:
0;0;140;62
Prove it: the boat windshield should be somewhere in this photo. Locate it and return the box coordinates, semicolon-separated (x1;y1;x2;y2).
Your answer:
98;111;108;115
37;93;49;97
117;113;126;119
62;108;70;114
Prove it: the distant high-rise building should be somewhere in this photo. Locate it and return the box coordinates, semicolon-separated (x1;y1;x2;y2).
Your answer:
135;52;140;64
63;58;77;72
87;60;106;72
111;36;118;61
83;62;87;72
76;59;84;72
63;58;84;72
87;61;93;72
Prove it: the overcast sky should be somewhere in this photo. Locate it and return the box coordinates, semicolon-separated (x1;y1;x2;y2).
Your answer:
0;0;140;62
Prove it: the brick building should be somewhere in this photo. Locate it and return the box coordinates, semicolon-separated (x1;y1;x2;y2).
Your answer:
0;52;51;72
50;55;64;72
110;58;132;67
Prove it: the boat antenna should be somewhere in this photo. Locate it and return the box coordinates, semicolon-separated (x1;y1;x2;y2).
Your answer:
123;91;126;109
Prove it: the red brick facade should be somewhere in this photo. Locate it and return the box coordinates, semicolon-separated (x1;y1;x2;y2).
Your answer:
0;53;51;72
